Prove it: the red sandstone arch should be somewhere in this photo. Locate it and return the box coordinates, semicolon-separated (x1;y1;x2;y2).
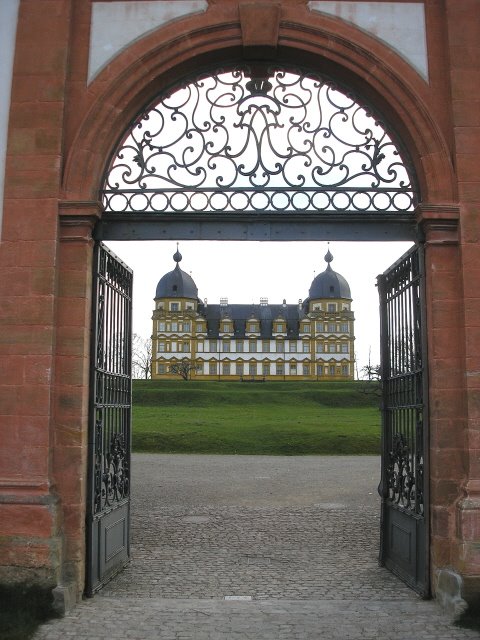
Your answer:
52;4;468;603
62;5;456;208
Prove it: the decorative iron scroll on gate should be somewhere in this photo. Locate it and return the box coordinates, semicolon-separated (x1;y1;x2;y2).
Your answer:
101;65;418;218
378;246;429;596
87;243;133;595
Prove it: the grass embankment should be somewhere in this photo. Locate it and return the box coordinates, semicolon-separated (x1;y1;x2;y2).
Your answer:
133;380;380;455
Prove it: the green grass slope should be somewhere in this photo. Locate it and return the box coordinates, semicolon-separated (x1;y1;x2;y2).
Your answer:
132;380;381;455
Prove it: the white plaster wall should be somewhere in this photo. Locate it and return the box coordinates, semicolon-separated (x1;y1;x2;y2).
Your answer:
89;0;208;84
309;1;428;81
0;0;20;240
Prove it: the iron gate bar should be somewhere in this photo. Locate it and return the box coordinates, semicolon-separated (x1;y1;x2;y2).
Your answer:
87;242;133;596
378;244;429;596
94;215;418;242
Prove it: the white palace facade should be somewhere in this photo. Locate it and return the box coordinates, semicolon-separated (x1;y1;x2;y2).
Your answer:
151;247;355;381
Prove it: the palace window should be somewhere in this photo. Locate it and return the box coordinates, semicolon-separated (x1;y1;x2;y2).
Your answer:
329;365;336;375
236;340;244;352
341;323;349;332
302;324;310;333
171;322;178;332
342;365;349;376
209;340;218;352
276;341;284;353
236;363;244;376
328;323;336;332
223;341;230;352
222;363;230;375
329;344;336;353
341;344;349;353
157;342;166;352
197;342;204;352
328;303;336;312
303;342;309;353
262;340;270;353
196;323;204;332
303;364;310;375
157;364;166;374
276;364;284;375
249;340;257;353
315;321;322;332
183;342;190;352
249;363;256;376
316;364;323;376
209;362;216;375
289;341;296;353
158;321;166;332
316;342;323;353
183;322;191;332
290;363;297;373
262;363;270;376
171;303;179;311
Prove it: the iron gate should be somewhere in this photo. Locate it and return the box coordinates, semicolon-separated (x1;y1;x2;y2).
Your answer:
378;245;429;596
86;242;133;595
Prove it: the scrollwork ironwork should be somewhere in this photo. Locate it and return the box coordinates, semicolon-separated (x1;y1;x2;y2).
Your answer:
97;433;130;512
102;65;417;215
386;432;423;514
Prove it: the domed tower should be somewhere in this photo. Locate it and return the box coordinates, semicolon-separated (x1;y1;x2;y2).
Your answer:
155;246;199;302
151;246;206;379
305;248;354;380
307;248;351;311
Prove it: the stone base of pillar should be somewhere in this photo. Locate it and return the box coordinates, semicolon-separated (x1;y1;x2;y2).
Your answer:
435;568;469;617
52;581;79;615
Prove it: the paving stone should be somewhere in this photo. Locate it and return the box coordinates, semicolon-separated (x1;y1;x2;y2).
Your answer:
33;455;479;640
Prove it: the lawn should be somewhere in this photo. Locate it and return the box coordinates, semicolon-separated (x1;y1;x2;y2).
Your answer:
132;380;381;455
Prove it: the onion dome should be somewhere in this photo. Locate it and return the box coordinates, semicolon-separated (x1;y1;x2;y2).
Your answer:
155;245;198;299
308;248;351;299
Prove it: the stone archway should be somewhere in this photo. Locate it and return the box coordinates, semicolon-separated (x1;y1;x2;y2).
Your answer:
54;4;470;610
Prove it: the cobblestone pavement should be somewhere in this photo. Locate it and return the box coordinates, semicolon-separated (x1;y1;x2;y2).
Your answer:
35;455;479;640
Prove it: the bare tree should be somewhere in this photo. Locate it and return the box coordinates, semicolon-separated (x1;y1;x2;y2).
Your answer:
359;348;381;397
361;362;381;381
169;359;198;381
132;333;152;379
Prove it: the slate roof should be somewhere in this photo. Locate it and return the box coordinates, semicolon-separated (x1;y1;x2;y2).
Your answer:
198;302;307;339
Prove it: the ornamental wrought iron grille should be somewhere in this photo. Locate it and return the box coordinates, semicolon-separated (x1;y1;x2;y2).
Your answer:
378;245;429;596
87;243;133;596
101;64;418;217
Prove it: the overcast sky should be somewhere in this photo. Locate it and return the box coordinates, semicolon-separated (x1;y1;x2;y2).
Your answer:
106;239;413;376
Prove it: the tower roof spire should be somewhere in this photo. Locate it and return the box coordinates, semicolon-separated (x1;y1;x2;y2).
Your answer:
173;243;182;264
324;243;333;270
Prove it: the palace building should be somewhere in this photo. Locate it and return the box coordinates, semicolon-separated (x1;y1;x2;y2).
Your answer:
151;247;355;381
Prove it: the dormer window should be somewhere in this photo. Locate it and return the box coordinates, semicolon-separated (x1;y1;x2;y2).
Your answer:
171;302;179;311
275;323;284;332
249;322;258;332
